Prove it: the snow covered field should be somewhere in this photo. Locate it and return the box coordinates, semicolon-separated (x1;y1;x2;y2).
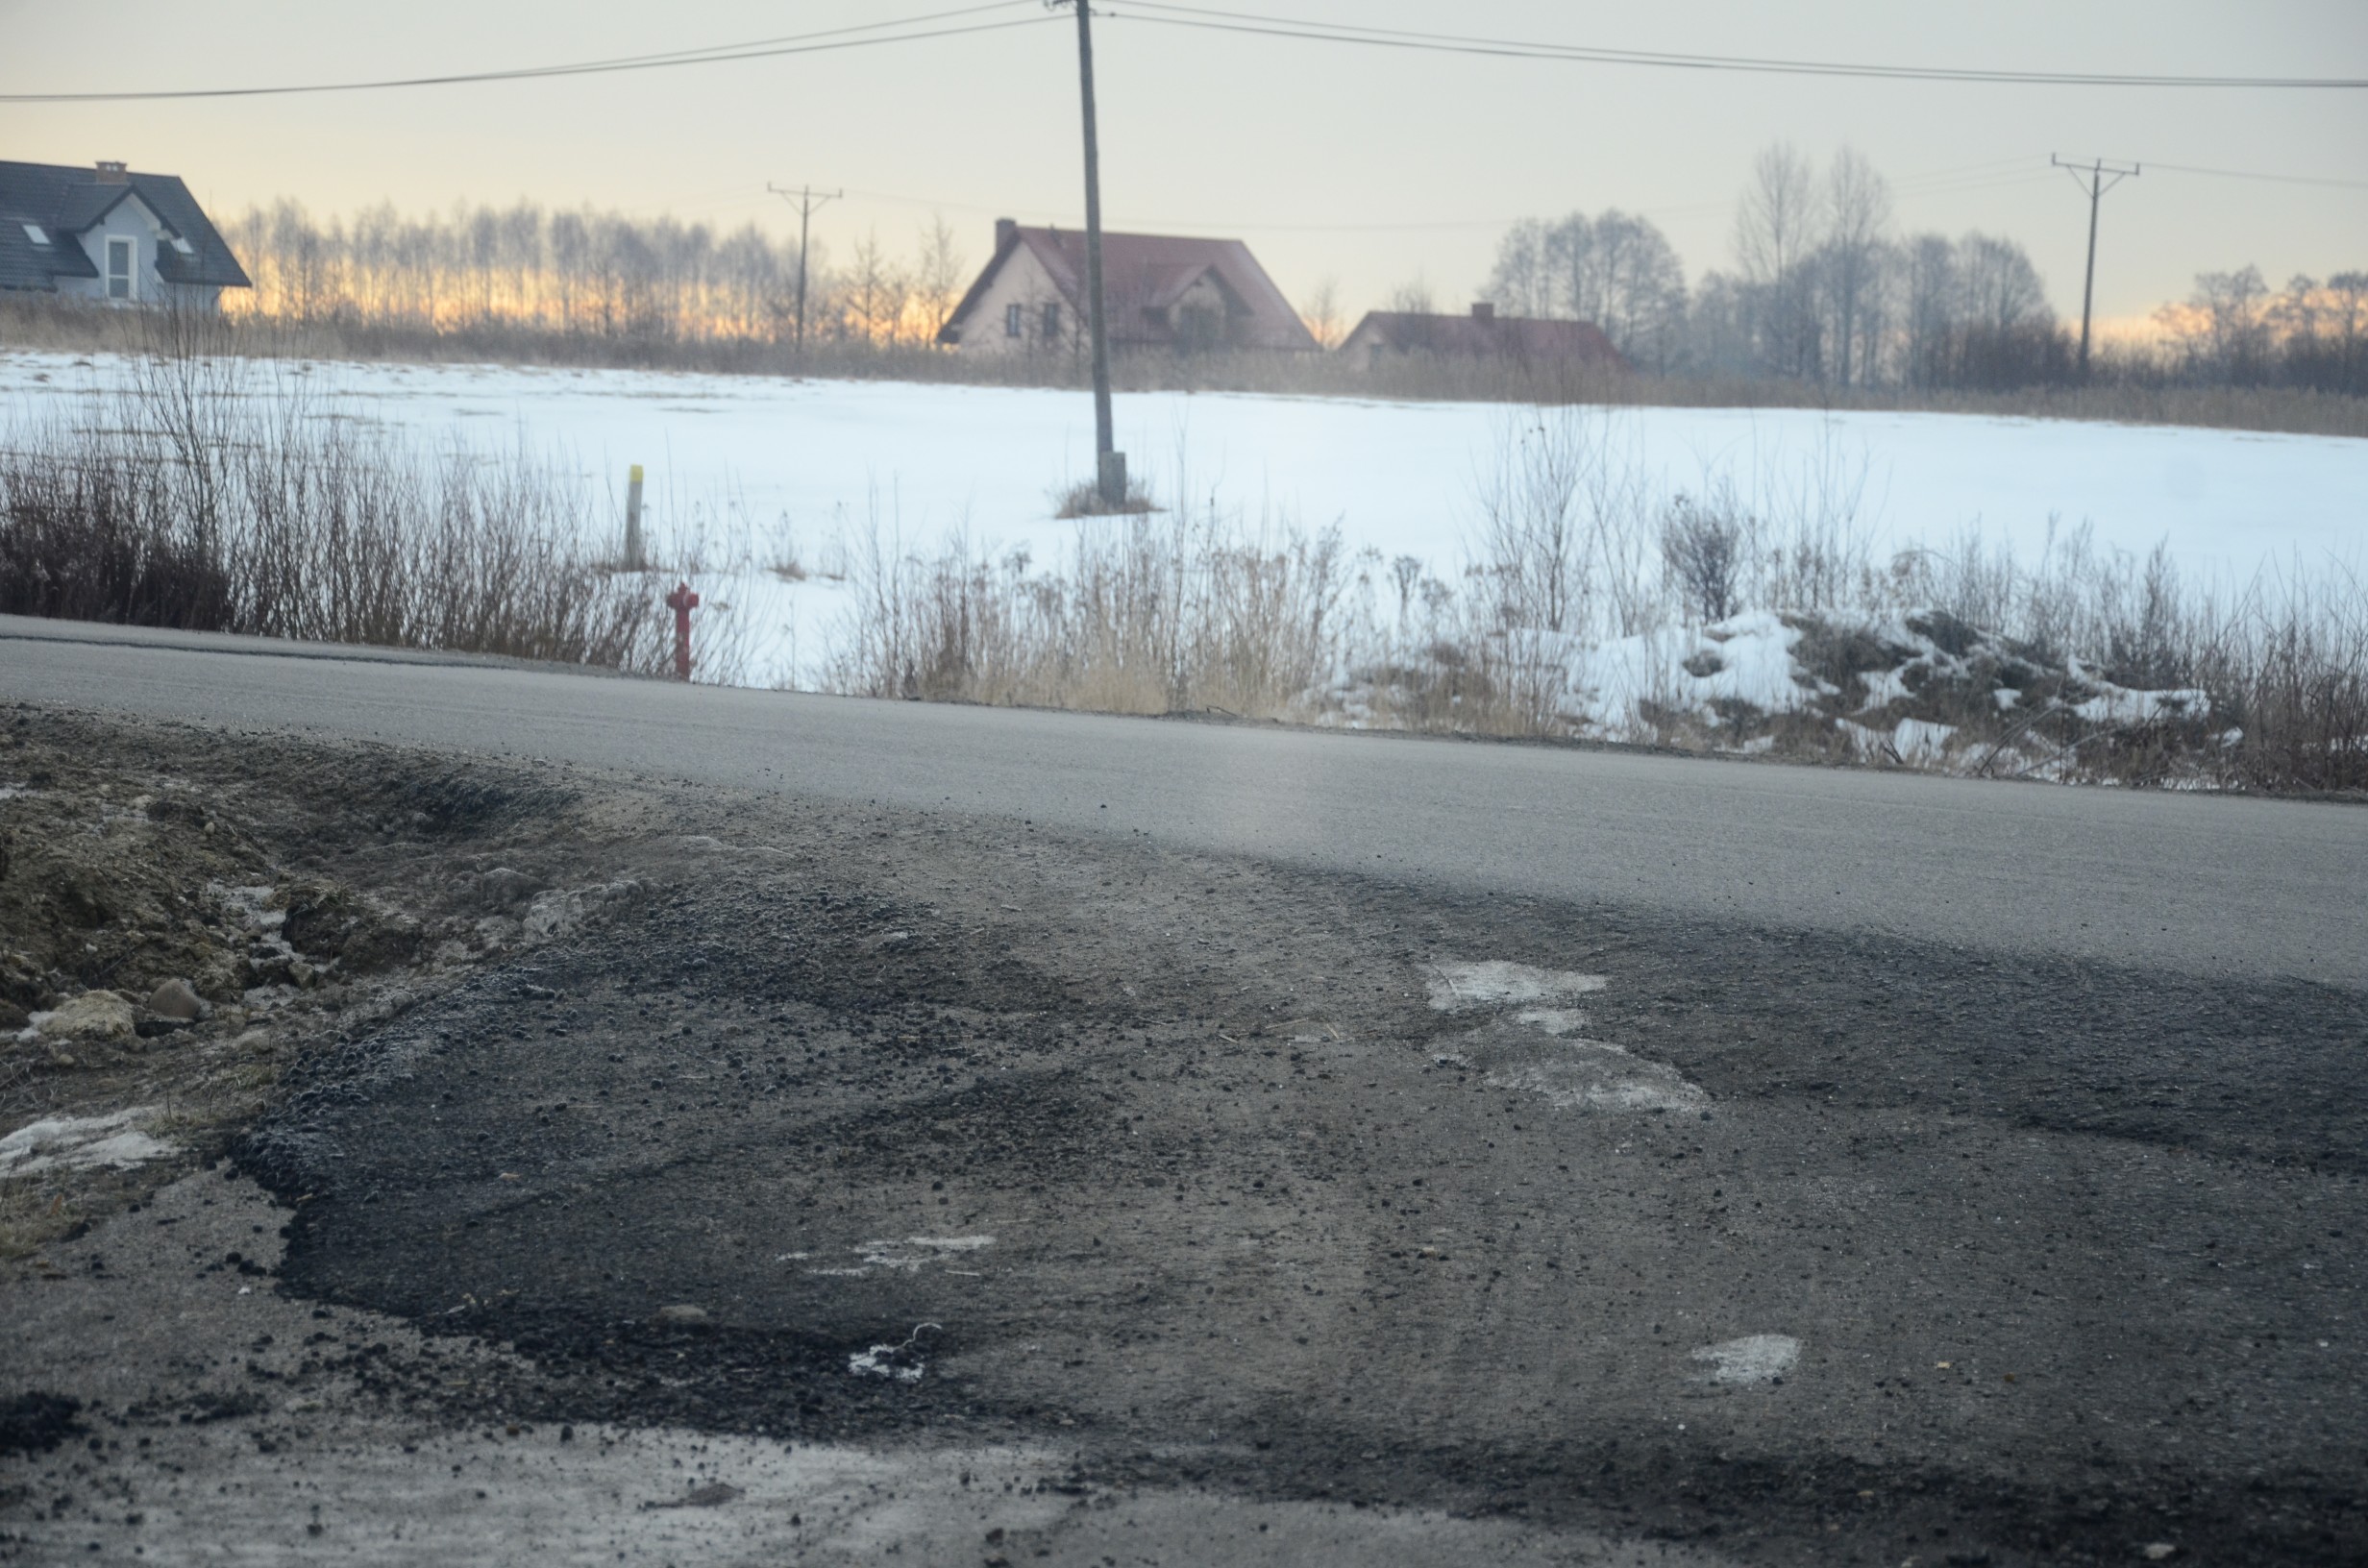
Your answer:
2;348;2361;694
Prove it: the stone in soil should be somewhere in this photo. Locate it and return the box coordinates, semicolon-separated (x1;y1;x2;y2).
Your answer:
145;976;208;1020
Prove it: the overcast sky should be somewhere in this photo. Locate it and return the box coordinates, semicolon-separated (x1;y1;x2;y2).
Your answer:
4;0;2363;329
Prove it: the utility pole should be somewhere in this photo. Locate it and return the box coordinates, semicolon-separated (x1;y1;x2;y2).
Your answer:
768;184;841;354
2052;156;2140;380
1055;0;1124;507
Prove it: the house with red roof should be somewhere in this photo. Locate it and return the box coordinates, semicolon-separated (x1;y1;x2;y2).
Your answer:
938;218;1316;356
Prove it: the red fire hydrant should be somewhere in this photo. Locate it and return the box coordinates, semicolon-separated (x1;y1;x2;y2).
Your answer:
664;580;700;681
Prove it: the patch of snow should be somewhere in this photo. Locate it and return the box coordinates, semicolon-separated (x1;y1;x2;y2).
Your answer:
1511;1008;1588;1036
1485;1041;1711;1115
846;1348;925;1383
1;1107;176;1177
522;879;644;940
1857;667;1912;709
1553;611;1809;740
1690;1334;1802;1385
858;1236;996;1272
1426;963;1606;1013
848;1323;940;1383
2073;685;2206;724
210;882;284;931
1892;718;1958;764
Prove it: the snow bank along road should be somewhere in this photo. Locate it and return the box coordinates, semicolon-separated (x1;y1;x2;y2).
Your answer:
3;615;2362;988
5;619;2367;1566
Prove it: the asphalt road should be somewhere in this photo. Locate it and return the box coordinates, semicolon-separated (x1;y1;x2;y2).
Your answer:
5;615;2363;987
9;631;2368;1564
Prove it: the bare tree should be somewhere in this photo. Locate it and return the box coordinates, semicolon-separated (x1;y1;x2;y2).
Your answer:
1299;276;1344;350
2169;265;2273;383
1483;220;1556;317
913;216;969;342
1385;277;1438;315
1733;142;1821;379
1734;142;1815;288
1817;148;1891;388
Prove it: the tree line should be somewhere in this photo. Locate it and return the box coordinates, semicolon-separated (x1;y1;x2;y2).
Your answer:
222;199;970;347
1481;143;2367;396
215;174;2365;398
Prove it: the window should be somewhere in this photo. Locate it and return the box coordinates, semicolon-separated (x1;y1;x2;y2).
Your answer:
1004;303;1023;338
1042;302;1062;341
106;235;136;300
20;224;47;246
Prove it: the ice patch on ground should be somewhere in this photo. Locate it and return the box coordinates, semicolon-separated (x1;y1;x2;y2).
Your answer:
859;1236;996;1271
1485;1041;1710;1115
1690;1334;1801;1385
811;1236;996;1278
1430;965;1713;1117
1426;963;1606;1013
0;1107;176;1177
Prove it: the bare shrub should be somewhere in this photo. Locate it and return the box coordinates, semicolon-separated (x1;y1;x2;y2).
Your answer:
1052;476;1156;520
1661;494;1744;623
0;306;674;673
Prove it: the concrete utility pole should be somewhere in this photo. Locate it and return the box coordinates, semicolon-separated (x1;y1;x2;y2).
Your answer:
1055;0;1124;506
624;463;645;570
768;184;841;354
2052;156;2140;380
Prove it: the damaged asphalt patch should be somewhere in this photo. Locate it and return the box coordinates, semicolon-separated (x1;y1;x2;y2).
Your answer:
7;707;2367;1565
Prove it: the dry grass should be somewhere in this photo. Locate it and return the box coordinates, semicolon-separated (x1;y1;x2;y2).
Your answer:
8;296;2366;439
0;305;684;673
830;503;1356;718
827;407;2368;794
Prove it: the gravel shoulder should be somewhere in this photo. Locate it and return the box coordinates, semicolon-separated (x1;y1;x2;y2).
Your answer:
4;707;2363;1566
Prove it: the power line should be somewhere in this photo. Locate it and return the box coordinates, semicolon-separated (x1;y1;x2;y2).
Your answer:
2145;161;2368;191
1106;2;2368;89
0;5;1051;103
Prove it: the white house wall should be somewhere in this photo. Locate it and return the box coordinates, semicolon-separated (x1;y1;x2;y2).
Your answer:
63;194;220;310
951;246;1076;356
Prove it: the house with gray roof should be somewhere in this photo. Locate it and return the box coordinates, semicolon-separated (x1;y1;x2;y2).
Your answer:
0;159;250;308
1341;302;1629;372
939;218;1316;355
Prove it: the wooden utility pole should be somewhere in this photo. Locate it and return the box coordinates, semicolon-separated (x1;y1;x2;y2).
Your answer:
1060;0;1124;506
2052;156;2140;380
768;184;841;353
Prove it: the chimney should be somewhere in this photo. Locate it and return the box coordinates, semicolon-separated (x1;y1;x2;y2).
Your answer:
94;160;129;184
1470;301;1495;321
995;217;1017;252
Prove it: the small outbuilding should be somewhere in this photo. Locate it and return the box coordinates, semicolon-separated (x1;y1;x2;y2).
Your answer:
939;218;1316;355
0;159;250;308
1340;302;1628;371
